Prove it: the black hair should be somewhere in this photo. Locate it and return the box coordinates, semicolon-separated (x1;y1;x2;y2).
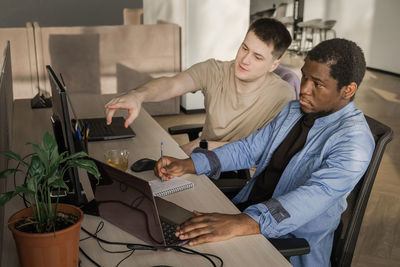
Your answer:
307;38;366;100
248;18;292;59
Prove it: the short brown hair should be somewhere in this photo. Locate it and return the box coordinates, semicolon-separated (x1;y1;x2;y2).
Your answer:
248;18;292;59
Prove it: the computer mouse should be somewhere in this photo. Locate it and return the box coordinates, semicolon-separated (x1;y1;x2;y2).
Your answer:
130;158;157;172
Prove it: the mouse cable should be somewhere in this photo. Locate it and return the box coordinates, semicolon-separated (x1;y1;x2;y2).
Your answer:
79;246;101;267
81;222;223;267
79;222;157;267
81;222;157;251
168;245;223;267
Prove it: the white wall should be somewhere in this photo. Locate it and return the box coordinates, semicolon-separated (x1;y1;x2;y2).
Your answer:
368;0;400;73
144;0;250;110
304;0;400;74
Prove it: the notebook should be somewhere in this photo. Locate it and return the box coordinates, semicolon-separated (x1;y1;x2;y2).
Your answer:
149;178;194;197
46;65;136;142
87;158;194;246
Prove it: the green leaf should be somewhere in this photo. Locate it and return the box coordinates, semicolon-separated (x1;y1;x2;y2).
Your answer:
0;191;15;205
0;169;21;179
26;175;37;193
47;173;62;185
1;151;29;167
60;151;88;163
31;143;49;171
0;186;35;206
14;185;35;196
28;155;45;180
68;159;100;180
49;178;69;190
42;132;57;152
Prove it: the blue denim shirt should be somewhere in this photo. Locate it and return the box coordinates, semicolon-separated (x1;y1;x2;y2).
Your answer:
191;101;375;267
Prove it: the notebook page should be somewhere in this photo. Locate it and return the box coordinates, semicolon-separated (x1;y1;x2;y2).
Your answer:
149;178;194;197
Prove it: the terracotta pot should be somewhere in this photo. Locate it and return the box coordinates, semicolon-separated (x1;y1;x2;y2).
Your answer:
8;203;83;267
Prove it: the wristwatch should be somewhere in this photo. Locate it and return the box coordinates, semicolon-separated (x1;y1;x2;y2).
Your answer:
199;139;208;149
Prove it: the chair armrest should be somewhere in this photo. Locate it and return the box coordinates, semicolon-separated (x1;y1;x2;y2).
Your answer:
212;178;248;193
168;124;204;141
268;238;310;258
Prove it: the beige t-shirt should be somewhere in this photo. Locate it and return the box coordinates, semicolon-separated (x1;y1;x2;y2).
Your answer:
185;59;296;142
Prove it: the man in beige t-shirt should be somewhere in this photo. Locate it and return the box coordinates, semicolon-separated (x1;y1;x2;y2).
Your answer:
105;18;296;155
187;59;294;142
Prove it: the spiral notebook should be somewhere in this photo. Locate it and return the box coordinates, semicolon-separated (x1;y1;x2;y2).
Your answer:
149;178;194;197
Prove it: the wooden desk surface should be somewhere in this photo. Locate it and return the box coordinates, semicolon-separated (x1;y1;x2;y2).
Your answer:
1;96;290;267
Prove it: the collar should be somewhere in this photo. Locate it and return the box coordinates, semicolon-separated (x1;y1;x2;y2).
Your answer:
291;101;357;128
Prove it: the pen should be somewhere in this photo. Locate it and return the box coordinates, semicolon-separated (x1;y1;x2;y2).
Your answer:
85;127;89;139
77;128;82;141
160;141;164;181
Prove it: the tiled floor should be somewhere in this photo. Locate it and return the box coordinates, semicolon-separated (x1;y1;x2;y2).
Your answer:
152;53;400;267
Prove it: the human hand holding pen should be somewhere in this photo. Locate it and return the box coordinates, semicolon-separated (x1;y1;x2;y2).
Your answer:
153;156;196;181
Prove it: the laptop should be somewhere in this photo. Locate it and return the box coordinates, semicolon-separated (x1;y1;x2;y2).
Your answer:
46;65;136;142
87;158;194;246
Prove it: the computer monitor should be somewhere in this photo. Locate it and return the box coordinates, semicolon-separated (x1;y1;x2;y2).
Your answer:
47;65;86;205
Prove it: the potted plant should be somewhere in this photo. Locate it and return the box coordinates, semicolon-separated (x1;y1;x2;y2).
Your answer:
0;132;100;267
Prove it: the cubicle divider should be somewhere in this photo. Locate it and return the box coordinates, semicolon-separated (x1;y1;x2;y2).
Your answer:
0;24;37;100
0;22;181;115
0;41;14;267
35;23;181;115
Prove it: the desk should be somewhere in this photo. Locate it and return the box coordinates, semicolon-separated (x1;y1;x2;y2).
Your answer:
1;95;290;267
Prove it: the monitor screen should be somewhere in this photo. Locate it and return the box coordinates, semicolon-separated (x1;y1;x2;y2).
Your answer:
47;65;86;205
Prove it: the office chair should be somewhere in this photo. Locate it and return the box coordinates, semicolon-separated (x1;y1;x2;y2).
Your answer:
270;115;393;262
329;115;393;266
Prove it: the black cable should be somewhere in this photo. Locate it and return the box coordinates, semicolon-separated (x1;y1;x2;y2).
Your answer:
116;250;135;267
169;245;222;267
79;246;101;267
81;221;223;267
91;222;132;254
81;224;157;250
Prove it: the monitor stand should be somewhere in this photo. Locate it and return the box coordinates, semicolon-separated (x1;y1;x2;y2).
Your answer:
31;92;52;109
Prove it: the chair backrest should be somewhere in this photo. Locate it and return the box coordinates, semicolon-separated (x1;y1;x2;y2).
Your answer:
273;3;288;19
330;115;394;267
273;65;300;99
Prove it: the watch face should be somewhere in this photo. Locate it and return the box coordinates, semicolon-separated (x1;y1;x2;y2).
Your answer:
200;140;208;149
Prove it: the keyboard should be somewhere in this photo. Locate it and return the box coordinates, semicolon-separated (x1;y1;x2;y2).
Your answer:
78;117;135;141
161;220;181;245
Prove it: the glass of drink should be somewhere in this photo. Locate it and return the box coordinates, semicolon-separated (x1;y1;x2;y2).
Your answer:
104;149;129;171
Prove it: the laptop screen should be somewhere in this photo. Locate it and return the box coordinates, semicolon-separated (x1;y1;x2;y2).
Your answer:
91;158;165;245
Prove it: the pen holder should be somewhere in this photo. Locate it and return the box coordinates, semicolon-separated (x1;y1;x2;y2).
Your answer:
73;135;88;154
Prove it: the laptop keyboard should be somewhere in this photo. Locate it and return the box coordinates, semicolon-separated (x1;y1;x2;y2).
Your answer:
81;119;115;137
161;220;181;245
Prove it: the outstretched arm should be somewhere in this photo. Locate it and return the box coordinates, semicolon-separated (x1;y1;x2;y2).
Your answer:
105;72;196;128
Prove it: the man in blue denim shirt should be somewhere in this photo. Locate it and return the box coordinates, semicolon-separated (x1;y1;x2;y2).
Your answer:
154;39;375;267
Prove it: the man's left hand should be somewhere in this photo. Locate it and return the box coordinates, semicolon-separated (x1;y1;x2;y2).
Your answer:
176;211;260;246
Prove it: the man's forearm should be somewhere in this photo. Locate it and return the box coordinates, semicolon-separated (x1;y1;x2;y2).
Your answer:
208;140;228;150
131;77;176;103
132;73;195;103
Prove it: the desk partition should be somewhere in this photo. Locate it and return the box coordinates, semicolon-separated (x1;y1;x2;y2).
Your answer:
0;41;13;265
